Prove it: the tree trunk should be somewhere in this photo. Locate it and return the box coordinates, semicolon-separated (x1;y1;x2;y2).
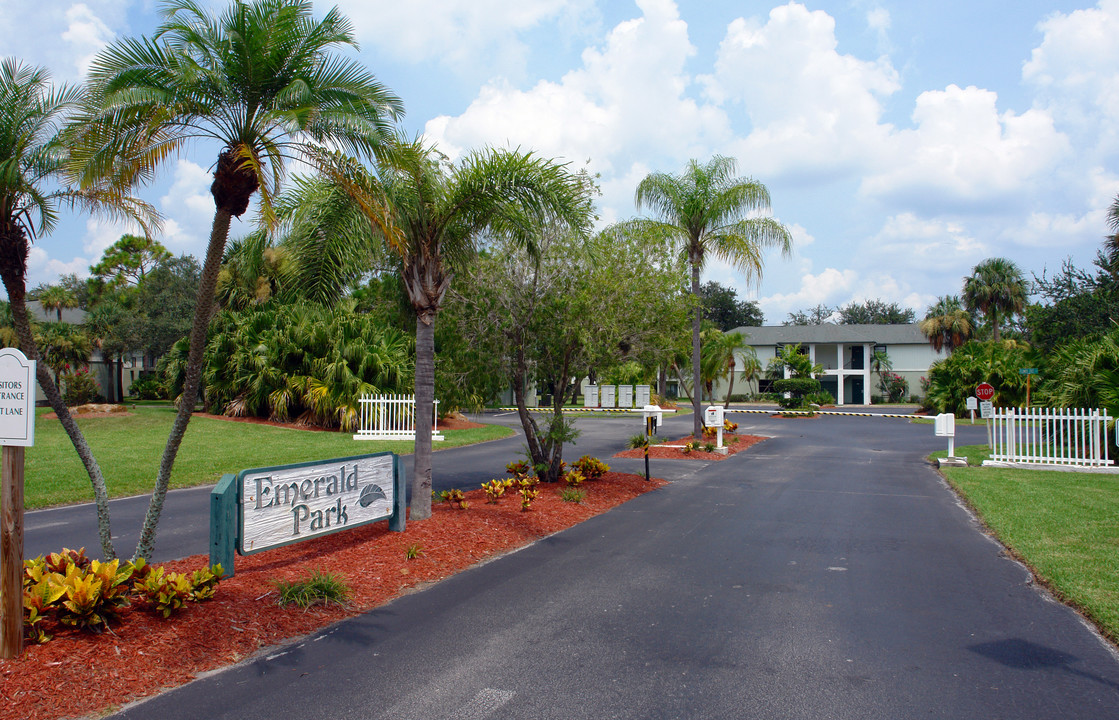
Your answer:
0;269;117;559
134;208;231;560
410;311;436;521
724;361;736;409
690;257;703;438
991;310;1001;342
115;356;123;403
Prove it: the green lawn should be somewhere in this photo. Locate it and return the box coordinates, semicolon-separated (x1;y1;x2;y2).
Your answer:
26;406;513;510
936;444;1119;643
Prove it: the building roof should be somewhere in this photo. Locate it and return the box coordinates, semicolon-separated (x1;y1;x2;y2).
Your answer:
729;323;928;346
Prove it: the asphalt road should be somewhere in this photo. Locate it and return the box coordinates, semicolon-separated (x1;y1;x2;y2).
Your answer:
93;411;1119;719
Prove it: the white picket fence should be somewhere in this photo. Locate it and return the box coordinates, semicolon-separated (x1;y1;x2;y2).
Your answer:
989;407;1114;467
352;394;444;441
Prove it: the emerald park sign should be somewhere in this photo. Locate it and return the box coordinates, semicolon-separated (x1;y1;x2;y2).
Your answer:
210;452;406;576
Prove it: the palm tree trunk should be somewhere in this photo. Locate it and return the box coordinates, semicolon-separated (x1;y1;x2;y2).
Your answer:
115;357;123;403
134;208;231;560
410;311;436;521
690;258;703;438
0;271;117;559
991;310;1001;342
724;362;736;409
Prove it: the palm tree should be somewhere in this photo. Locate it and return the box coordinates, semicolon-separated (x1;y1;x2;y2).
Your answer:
1105;194;1119;275
34;322;92;386
963;258;1027;342
635;156;792;437
918;295;973;354
318;136;592;520
701;329;754;407
0;58;158;560
36;284;79;321
81;0;404;560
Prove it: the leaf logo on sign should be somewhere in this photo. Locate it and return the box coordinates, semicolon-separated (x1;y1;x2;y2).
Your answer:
358;484;387;507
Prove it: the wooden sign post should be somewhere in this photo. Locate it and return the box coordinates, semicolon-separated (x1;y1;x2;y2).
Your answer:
0;348;35;659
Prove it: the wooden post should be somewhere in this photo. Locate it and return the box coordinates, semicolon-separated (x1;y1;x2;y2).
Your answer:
1;445;25;659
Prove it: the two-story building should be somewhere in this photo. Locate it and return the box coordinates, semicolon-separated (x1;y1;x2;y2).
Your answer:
716;323;946;406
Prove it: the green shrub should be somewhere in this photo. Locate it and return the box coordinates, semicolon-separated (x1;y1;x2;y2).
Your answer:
926;340;1031;415
439;488;468;509
21;550;222;638
481;479;510;503
878;372;909;403
805;390;835;406
189;564;225;601
128;374;166;400
405;544;424;560
563;470;586;487
61;368;99;406
628;433;650;449
773;377;821;409
135;567;194;618
519;486;540;511
572;455;609;479
275;570;351;609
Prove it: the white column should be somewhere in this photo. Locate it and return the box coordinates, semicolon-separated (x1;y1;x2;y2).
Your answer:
863;343;873;405
836;343;845;406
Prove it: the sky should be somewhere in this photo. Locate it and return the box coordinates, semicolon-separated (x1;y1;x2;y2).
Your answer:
2;0;1117;324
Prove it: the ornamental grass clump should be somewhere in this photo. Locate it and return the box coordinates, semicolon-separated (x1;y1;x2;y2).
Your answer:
274;569;351;609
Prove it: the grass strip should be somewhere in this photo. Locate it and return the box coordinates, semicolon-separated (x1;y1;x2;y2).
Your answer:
934;443;1119;643
26;406;513;509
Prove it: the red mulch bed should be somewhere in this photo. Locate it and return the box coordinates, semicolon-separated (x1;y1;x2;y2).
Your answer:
0;471;664;720
613;433;768;461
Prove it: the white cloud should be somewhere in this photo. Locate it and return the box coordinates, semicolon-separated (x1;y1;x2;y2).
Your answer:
26;247;91;289
424;0;729;175
706;2;900;181
861;85;1070;210
869;212;986;272
337;0;598;80
159;160;214;254
1023;0;1119;154
0;2;126;82
81;217;135;258
760;267;857;315
60;3;115;77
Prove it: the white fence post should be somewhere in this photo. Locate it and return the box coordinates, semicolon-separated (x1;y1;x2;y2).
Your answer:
353;394;445;441
987;406;1113;467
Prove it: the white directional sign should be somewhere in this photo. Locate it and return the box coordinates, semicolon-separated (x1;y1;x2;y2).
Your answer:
0;348;35;447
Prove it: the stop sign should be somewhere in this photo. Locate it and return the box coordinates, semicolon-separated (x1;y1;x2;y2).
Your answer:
976;382;995;401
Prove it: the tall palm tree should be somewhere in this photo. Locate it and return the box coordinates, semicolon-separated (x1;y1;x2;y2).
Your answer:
963;257;1027;342
918;295;973;354
318;136;592;520
0;58;158;560
81;0;403;560
635;156;792;437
